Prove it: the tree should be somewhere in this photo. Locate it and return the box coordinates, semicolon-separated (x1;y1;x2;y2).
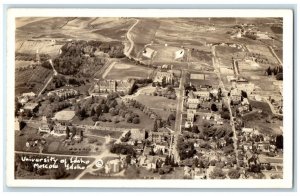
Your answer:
221;111;230;120
211;103;218;112
162;76;167;88
209;167;226;179
192;125;200;134
228;168;241;179
152;121;158;132
90;107;95;116
132;117;140;124
276;135;283;149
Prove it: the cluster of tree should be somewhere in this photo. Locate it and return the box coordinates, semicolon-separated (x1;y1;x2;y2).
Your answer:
15;52;50;62
177;138;196;160
164;155;177;167
48;101;72;115
152;115;174;132
202;122;233;139
110;143;136;156
120;131;131;142
209;167;227;179
153;85;177;99
244;32;257;40
265;65;283;79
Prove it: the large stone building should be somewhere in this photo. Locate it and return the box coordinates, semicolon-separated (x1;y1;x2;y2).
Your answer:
93;79;135;94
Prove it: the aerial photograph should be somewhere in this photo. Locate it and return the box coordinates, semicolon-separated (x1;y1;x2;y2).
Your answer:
14;17;283;180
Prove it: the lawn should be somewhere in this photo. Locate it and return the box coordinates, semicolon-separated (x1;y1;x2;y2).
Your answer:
134;94;177;111
104;62;154;80
87;129;124;139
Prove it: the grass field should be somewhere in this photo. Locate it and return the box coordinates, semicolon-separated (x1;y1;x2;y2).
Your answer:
104;62;154;80
87;129;124;139
130;19;160;58
146;45;185;63
15;66;52;95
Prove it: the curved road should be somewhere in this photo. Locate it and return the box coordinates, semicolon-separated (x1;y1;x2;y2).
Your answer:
124;19;139;57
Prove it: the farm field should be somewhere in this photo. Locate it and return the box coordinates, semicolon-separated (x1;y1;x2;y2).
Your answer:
15;40;62;56
130;19;160;58
15;66;52;95
104;62;154;80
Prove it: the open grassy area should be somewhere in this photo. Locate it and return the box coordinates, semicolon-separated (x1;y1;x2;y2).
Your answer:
104;62;154;80
15;66;52;95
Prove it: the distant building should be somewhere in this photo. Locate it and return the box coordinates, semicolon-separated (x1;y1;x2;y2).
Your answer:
187;109;196;122
23;102;39;113
130;129;146;141
153;71;173;84
142;47;155;59
15;118;20;131
230;88;241;104
105;159;123;174
47;88;79;99
52;124;67;136
193;91;210;101
22;92;36;97
94;79;135;94
149;129;171;144
38;124;51;134
187;98;200;109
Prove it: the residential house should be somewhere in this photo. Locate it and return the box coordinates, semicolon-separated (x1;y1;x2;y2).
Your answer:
23;102;39;113
230;88;241;104
148;129;171;144
187;98;200;109
242;128;254;134
153;71;173;84
193;168;207;179
38;124;51;134
105;159;123;174
187;109;196;122
52;124;67;136
193;91;210;101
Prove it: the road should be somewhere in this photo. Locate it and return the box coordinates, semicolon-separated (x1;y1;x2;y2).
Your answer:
101;61;117;79
269;46;282;65
124;19;139;57
172;70;186;163
212;45;239;167
37;59;58;97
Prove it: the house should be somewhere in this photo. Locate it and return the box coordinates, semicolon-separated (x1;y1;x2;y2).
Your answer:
148;130;171;144
230;88;241;104
47;88;79;100
38;124;51;134
105;159;123;173
153;71;174;84
94;79;135;94
193;91;210;101
185;121;193;128
241;98;250;106
18;96;29;105
153;144;168;155
257;142;270;153
52;124;67;136
242;128;254;133
187;98;200;109
194;168;207;179
142;47;155;58
243;142;253;151
15;118;20;131
130;129;146;141
22;92;36;97
187;109;196;122
23;102;39;113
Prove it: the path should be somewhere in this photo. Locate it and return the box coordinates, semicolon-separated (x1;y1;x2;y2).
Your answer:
124;19;140;57
37;59;57;97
